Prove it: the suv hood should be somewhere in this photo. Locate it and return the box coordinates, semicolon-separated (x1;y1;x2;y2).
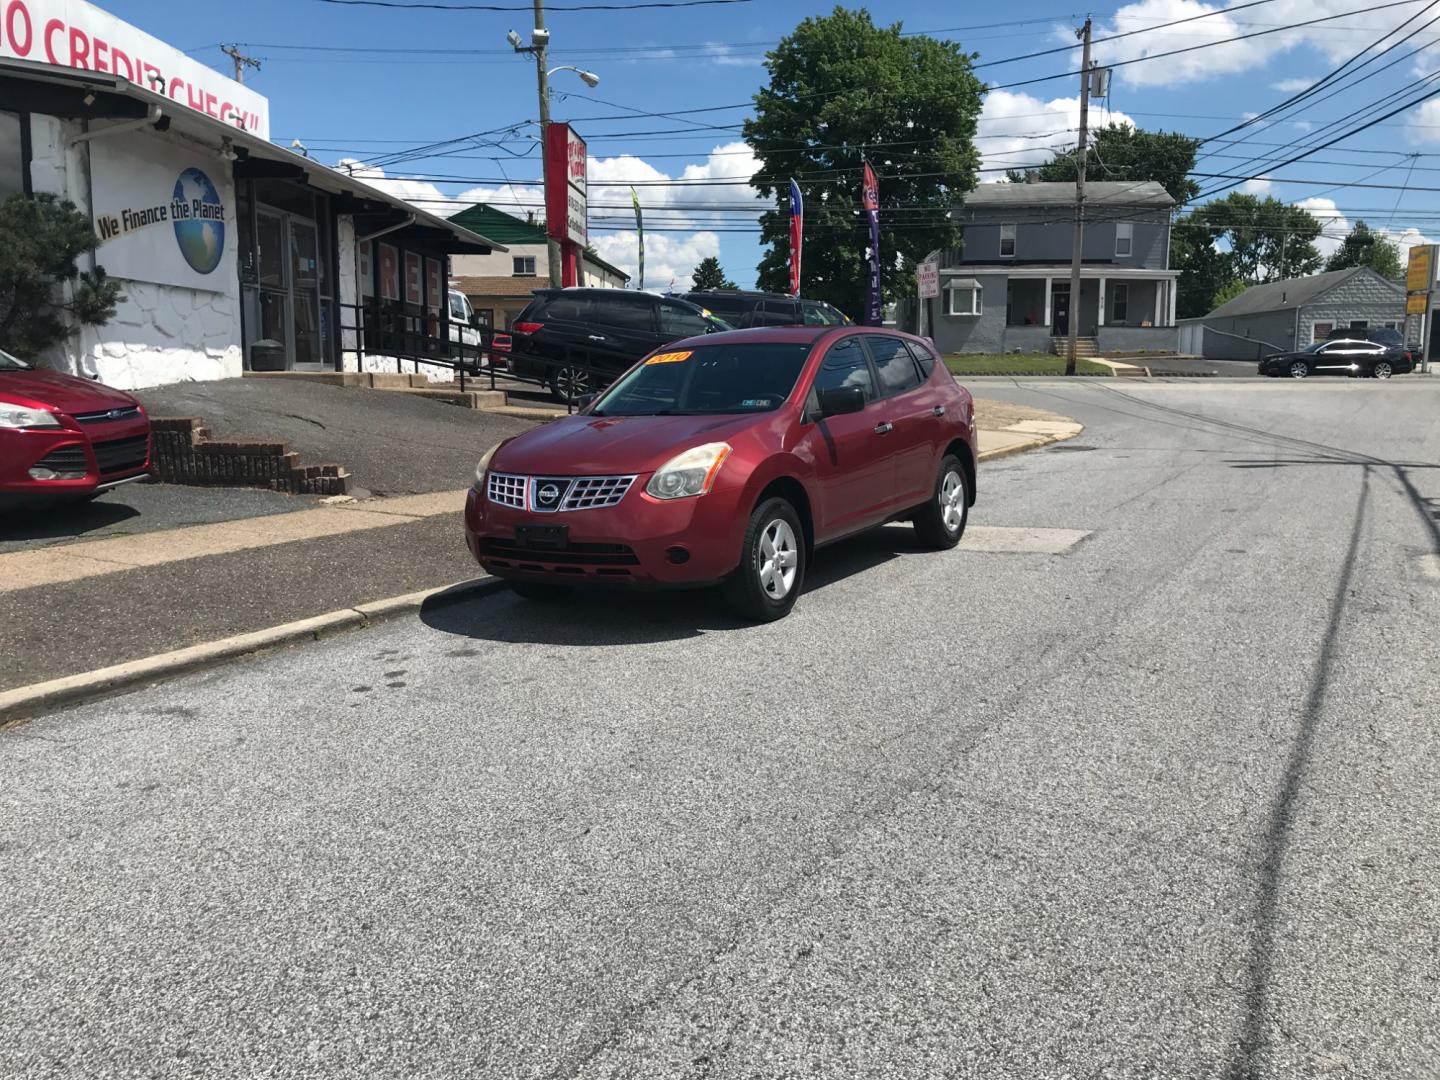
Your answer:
493;412;764;476
0;368;140;415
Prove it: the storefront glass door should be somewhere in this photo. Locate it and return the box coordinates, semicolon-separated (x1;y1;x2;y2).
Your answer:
247;207;326;371
290;218;322;367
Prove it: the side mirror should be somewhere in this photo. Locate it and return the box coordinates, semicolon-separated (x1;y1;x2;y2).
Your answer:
817;386;866;419
468;313;482;328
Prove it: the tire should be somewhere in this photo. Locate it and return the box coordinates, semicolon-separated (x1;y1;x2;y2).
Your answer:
1371;360;1394;379
721;497;806;622
1288;360;1311;379
549;365;592;405
509;581;574;602
913;454;969;549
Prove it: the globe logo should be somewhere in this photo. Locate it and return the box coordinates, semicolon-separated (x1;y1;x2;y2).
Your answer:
172;167;225;275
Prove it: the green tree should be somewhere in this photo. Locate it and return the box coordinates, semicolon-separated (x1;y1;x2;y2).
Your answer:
1187;193;1323;284
1211;278;1249;308
0;193;121;359
1325;220;1403;279
690;255;737;291
1172;217;1236;318
1033;124;1201;207
744;7;984;317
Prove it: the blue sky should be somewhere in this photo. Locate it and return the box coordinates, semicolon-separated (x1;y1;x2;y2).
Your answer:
105;0;1440;288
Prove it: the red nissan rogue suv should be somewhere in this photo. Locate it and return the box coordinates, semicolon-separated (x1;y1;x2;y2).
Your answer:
464;326;976;621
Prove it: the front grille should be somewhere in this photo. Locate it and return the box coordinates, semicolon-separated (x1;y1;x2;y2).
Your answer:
487;471;527;508
93;434;148;475
72;405;141;424
564;475;634;510
486;472;635;512
480;538;640;566
34;445;89;472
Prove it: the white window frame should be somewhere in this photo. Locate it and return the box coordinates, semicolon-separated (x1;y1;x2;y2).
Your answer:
999;223;1016;258
1115;222;1133;258
945;283;983;317
512;256;537;277
1111;282;1129;323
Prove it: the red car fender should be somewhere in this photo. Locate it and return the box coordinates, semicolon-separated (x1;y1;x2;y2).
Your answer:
731;449;823;554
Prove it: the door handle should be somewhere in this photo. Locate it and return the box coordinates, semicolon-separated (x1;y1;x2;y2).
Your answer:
587;334;607;341
932;405;946;417
874;421;893;435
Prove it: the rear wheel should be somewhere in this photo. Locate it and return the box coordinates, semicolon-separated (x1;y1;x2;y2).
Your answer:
550;365;592;404
913;454;969;549
1289;360;1311;379
722;497;805;622
1371;360;1394;379
509;581;574;602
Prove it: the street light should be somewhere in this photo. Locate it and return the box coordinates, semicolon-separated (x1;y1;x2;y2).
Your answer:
507;11;601;287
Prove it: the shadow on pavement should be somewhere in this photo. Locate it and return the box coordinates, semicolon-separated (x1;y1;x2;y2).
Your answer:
418;526;919;646
0;498;139;541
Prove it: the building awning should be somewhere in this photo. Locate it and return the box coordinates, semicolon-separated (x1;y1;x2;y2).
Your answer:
947;278;982;290
0;57;505;254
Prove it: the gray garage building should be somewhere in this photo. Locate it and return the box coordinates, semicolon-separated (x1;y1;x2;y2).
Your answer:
1178;267;1406;360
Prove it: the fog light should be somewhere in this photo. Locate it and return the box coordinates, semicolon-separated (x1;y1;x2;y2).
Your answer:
665;546;690;565
28;467;86;481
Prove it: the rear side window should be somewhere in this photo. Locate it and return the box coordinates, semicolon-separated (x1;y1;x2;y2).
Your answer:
904;339;938;377
593;294;655;331
691;294;745;318
802;301;844;326
538;294;591;322
756;299;800;326
659;300;711;338
868;336;922;395
812;336;876;403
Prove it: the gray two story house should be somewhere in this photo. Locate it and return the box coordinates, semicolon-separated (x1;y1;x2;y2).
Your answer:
928;181;1179;356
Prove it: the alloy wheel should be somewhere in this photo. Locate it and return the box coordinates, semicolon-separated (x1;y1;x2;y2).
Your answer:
1372;361;1393;379
1289;361;1309;379
757;518;799;600
939;469;965;534
553;367;591;402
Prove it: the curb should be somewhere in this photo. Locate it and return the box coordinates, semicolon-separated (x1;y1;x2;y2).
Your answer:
977;425;1083;463
0;577;504;726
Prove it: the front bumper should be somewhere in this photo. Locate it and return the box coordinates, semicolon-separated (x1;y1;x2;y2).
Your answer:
464;480;747;587
0;418;151;496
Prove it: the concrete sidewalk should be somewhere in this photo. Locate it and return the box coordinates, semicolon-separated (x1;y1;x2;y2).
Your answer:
0;396;1078;698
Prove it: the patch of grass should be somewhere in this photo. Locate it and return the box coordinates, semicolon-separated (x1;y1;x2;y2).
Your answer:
944;354;1111;376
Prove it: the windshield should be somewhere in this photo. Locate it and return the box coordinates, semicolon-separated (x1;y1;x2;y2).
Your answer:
0;347;31;371
1302;342;1329;354
593;342;812;417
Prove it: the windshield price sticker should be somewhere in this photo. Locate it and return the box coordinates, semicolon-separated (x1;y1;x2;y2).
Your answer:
645;351;692;365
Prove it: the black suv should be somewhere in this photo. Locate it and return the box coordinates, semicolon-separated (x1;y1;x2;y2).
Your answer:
681;290;850;329
508;289;726;403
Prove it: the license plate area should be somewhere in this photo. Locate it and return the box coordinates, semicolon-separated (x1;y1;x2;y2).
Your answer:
515;524;569;551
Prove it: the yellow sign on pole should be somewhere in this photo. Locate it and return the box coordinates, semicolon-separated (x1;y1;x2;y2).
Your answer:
1408;293;1429;315
1407;245;1433;292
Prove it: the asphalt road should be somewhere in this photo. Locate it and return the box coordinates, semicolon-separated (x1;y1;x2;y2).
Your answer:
4;379;1439;1079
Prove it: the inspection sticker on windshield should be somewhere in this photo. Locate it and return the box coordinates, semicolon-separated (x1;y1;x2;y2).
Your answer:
645;351;692;365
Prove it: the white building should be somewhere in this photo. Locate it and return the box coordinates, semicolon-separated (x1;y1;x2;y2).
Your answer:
1;0;504;390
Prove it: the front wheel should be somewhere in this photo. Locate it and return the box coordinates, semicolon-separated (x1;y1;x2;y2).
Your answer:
1289;360;1310;379
913;454;969;549
721;497;806;622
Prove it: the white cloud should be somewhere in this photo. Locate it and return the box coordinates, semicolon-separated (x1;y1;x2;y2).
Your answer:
976;90;1136;176
1409;98;1440;143
704;42;764;67
1271;78;1313;92
337;143;764;289
1295;196;1349;259
1240;176;1272;194
1093;0;1411;88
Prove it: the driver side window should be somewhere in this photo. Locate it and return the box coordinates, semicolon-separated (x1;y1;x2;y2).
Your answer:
811;337;876;402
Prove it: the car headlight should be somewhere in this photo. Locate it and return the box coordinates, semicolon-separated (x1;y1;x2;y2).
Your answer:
474;443;501;487
0;404;61;429
645;442;732;500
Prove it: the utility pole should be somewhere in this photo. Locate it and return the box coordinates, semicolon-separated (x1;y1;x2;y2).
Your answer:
1065;17;1092;377
532;0;563;287
221;45;261;85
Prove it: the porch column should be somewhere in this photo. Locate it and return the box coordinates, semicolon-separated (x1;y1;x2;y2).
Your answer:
1154;280;1163;326
1043;278;1052;328
1167;279;1177;326
1097;276;1106;328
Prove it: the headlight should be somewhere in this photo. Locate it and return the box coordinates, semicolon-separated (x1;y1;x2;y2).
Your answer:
0;404;60;429
645;442;732;500
474;443;501;487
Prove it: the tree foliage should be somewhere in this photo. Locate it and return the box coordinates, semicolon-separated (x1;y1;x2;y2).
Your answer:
1027;124;1201;207
0;193;121;359
1210;278;1249;309
1325;220;1403;279
1174;193;1324;315
690;255;737;291
744;7;984;317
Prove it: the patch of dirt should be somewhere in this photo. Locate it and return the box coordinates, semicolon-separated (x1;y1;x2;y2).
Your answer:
972;397;1074;430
